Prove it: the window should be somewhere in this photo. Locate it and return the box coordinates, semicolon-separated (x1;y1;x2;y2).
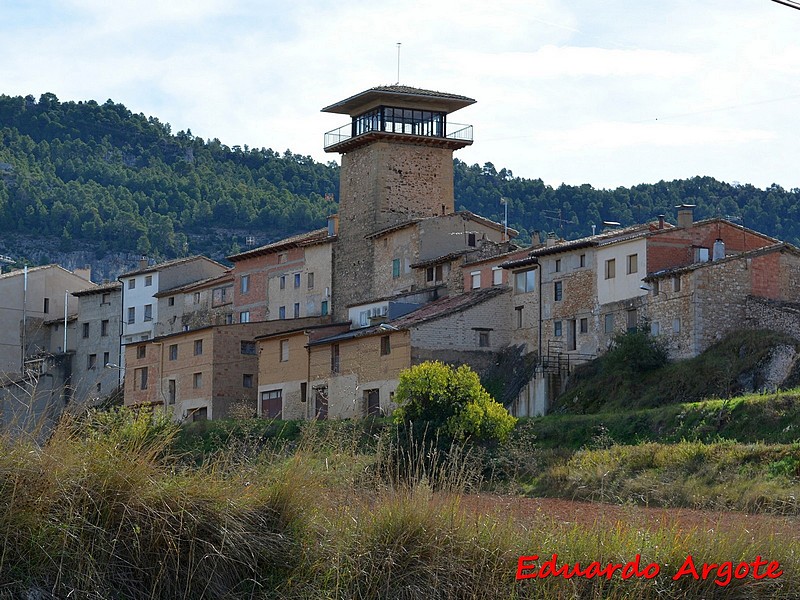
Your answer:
426;265;445;284
280;275;286;290
308;272;314;290
87;354;97;370
280;339;289;362
580;318;588;334
554;321;562;337
605;258;616;279
471;271;481;289
321;301;329;316
240;311;250;323
193;292;200;304
554;259;561;273
300;382;307;404
194;339;203;356
212;287;229;306
193;372;202;388
673;318;681;333
293;303;300;318
241;274;250;294
261;390;282;419
392;259;401;278
135;367;148;390
579;254;586;268
652;280;660;295
467;232;476;247
554;281;563;301
169;344;178;360
168;296;175;306
128;279;135;290
651;321;661;336
144;275;152;287
627;254;638;274
278;252;288;264
478;331;490;347
241;341;256;355
137;345;146;359
243;374;254;388
128;306;136;324
144;304;152;321
515;306;523;329
331;344;340;374
82;323;90;338
225;313;234;325
168;379;176;404
492;267;503;286
279;306;286;320
190;407;208;422
101;319;109;337
514;270;536;293
604;314;614;334
673;276;681;292
101;292;111;305
103;351;109;367
380;335;391;356
43;298;50;314
294;273;301;288
697;247;710;262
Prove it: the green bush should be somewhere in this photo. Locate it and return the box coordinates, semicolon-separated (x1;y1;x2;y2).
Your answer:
393;361;516;443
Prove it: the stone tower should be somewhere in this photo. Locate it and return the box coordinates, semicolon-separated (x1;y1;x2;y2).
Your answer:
322;85;475;318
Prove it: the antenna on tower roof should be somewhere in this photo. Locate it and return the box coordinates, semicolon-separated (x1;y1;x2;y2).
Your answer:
396;42;402;84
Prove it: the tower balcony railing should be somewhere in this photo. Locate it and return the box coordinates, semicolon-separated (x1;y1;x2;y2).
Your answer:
324;122;473;151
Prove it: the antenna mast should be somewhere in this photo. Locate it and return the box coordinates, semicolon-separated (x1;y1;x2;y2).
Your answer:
396;42;401;84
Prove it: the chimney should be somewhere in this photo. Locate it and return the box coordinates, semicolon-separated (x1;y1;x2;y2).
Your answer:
712;238;725;261
658;214;665;230
138;257;148;270
327;214;339;237
676;204;695;228
545;233;558;248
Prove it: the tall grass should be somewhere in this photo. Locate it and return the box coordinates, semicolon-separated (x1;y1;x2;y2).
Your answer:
1;409;799;599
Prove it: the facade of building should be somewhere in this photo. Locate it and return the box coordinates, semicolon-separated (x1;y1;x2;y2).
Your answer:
257;288;511;420
155;271;235;336
322;85;477;319
0;264;94;377
646;243;800;359
71;282;123;405
119;256;227;347
124;317;331;421
227;226;336;322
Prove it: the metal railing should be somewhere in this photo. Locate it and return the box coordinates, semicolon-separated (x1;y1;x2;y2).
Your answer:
323;121;473;150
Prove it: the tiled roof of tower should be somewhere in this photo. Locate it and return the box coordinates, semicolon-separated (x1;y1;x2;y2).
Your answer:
322;85;476;115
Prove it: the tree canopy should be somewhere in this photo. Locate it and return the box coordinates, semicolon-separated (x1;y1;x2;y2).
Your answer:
1;92;798;263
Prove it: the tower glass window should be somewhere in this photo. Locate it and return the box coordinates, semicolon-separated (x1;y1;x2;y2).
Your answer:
353;106;446;138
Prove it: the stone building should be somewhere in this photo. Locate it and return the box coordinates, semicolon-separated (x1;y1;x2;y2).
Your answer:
0;264;94;377
322;85;477;318
118;256;227;347
227;225;336;322
155;271;235;335
257;288;511;420
645;243;800;359
124;317;330;421
502;207;782;416
70;282;123;405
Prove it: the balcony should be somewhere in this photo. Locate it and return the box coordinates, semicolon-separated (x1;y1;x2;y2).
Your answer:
324;121;473;153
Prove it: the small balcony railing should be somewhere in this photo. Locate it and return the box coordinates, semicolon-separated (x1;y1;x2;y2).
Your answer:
324;122;473;151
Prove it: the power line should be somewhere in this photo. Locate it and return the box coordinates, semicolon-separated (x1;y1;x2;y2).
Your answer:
771;0;800;10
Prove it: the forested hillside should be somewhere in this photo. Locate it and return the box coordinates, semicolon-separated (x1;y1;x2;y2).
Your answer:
1;92;799;266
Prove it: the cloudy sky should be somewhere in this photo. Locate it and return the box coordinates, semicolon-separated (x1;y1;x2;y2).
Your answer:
2;0;799;191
